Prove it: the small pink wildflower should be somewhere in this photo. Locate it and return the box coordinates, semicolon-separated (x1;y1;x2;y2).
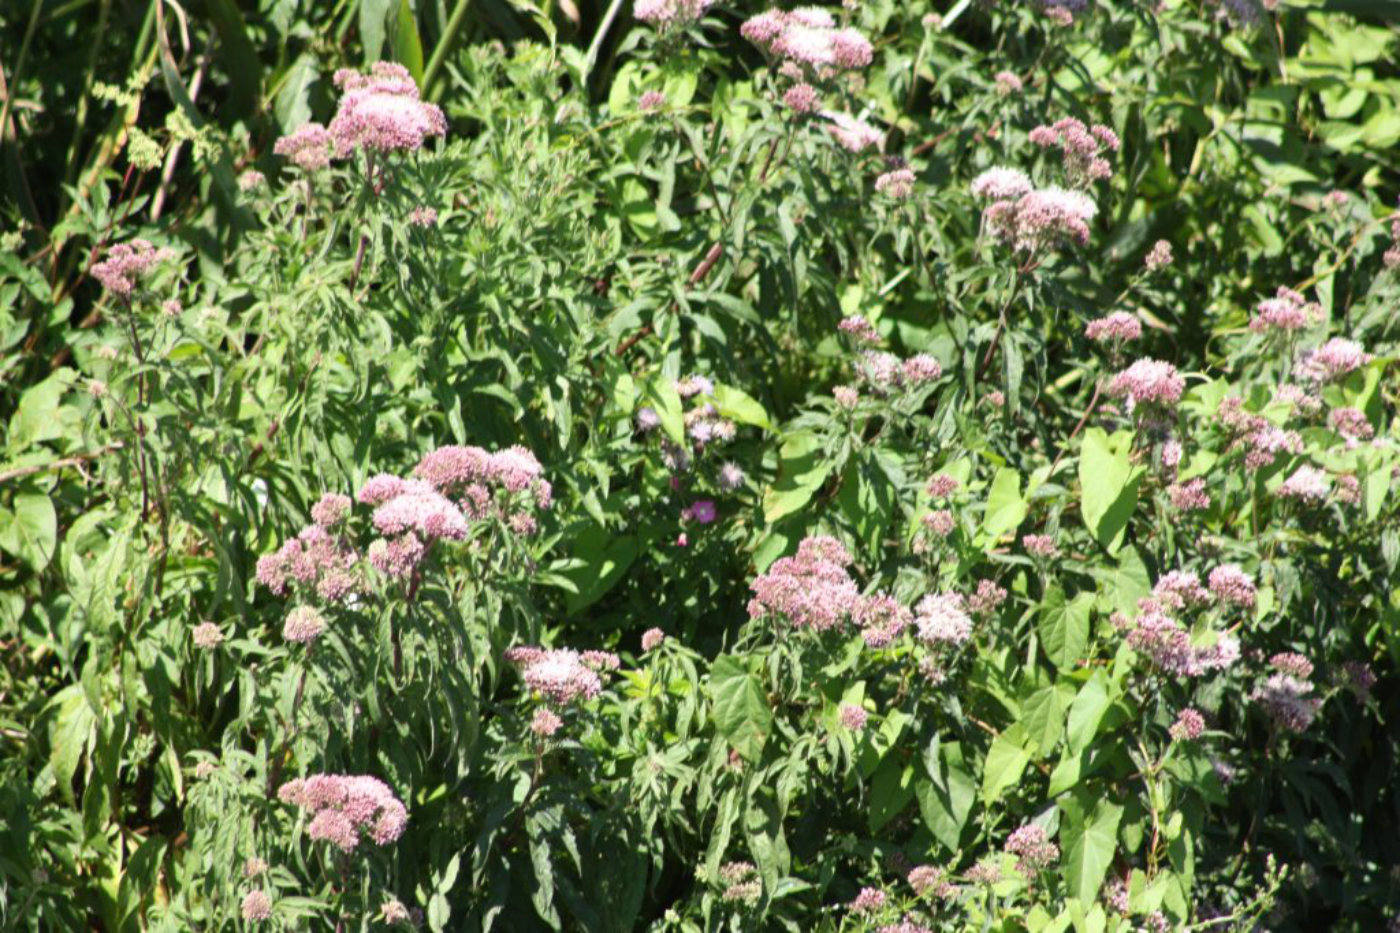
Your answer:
637;90;667;112
1084;311;1142;343
1144;239;1173;270
408;206;438;227
1022;533;1059;558
1294;338;1370;383
839;703;868;731
875;168;916;199
507;646;612;706
782;83;820;114
967;579;1007;613
530;707;563;737
191;622;224;649
1029;116;1118;184
274;122;335;171
241;890;273;921
1167;478;1210;511
749;536;861;633
1252;673;1320;732
849;887;886;914
1250;287;1321;334
328;63;446;156
1005;823;1060;876
282;606;326;644
927;474;961;498
634;0;714;29
1277;465;1330;502
1207;564;1256;609
994;70;1023;95
278;774;408;851
970;166;1033;201
913;593;972;646
641;628;666;651
1170;707;1205;741
1270;652;1314;680
825;112;884;153
90;239;175;296
921;509;955;537
310;493;352;528
683;499;717;524
907;864;954;898
1107;358;1185;410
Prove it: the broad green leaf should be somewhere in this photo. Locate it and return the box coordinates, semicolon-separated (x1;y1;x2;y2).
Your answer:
712;384;772;430
1039;588;1094;670
392;0;425;83
1060;791;1124;902
917;741;976;852
642;377;686;447
982;467;1027;540
1066;671;1113;755
8;368;75;452
1078;428;1143;553
762;432;832;525
981;725;1031;802
1021;684;1073;758
868;759;916;833
0;493;57;571
709;657;771;763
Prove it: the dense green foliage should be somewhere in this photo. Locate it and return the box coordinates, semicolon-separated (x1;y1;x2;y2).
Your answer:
2;0;1400;929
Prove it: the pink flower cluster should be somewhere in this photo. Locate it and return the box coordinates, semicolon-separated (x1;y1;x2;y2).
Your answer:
856;350;943;391
91;239;175;296
741;8;874;72
1114;594;1241;678
282;605;326;644
1207;564;1256;608
1328;407;1374;442
1252;671;1320;732
1250;287;1321;334
277;774;408;851
328;62;446;156
970;166;1033;201
1294;338;1370;383
1170;707;1205;741
256;522;361;602
875;168;916;199
1029;117;1119;184
1217;397;1302;470
982;185;1098;253
1005;823;1060;876
1276;465;1330;502
849;887;886;914
410;443;553;532
913;593;972;646
857;593;912;647
1084;311;1142;343
907;864;955;899
505;646;618;707
839;315;881;344
1167;477;1211;512
1106;358;1185;411
825;112;885;153
634;0;714;29
1144;239;1173;270
839;703;868;731
748;536;862;633
274;122;334;171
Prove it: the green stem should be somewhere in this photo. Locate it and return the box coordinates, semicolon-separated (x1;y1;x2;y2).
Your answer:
423;0;474;97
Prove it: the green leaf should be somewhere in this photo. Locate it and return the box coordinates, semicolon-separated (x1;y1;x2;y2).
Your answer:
1078;428;1144;553
359;0;394;61
981;725;1031;802
8;368;75;453
1021;684;1073;758
392;0;426;83
709;656;772;763
762;432;832;525
642;377;686;447
982;466;1027;541
869;759;916;833
917;741;977;852
1060;791;1124;902
712;384;772;430
1066;671;1113;755
0;493;57;571
1039;588;1094;670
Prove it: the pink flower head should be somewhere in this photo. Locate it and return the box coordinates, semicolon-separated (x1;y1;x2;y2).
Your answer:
278;774;408;851
1328;407;1373;441
1270;651;1313;679
914;593;972;646
1169;707;1205;741
1277;465;1330;502
274;122;334;171
744;9;872;72
282;605;326;644
1029;117;1119;184
1294;338;1370;383
1107;358;1185;410
1252;673;1320;732
994;70;1023;95
875;168;916;199
192;622;224;649
1084;311;1142;343
675;373;714;398
241;890;273;921
849;887;886;914
1022;533;1059;558
824;112;884;153
357;473;409;505
926;474;961;498
1167;478;1210;512
1207;564;1255;608
408;206;438;227
902;353;942;384
641;627;666;651
311;493;352;528
855;593;912;647
637;90;667;112
967;579;1007;613
839;315;881;343
984;186;1098;252
782;82;821;114
1144;239;1173;270
1005;823;1060;876
683;499;717;524
970;166;1033;201
509;646;611;706
1153;570;1209;610
328;64;446;156
90;239;175;296
372;482;469;541
748;535;862;633
255;524;361;601
530;707;563;737
839;703;869;731
1250;287;1321;334
634;0;714;29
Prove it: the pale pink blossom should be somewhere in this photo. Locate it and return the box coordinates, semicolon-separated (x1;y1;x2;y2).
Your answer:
641;628;666;651
241;890;273;921
914;593;972;646
90;239;175;296
274;122;335;171
1107;358;1184;410
1250;287;1321;334
192;622;224;649
278;774;408;851
1277;465;1330;502
1294;338;1370;383
328;63;446;156
282;605;326;644
1084;312;1142;343
839;703;869;731
875;168;916;199
1144;239;1173;270
825;112;884;153
1170;707;1205;741
970;166;1033;201
749;535;862;633
1207;564;1256;609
